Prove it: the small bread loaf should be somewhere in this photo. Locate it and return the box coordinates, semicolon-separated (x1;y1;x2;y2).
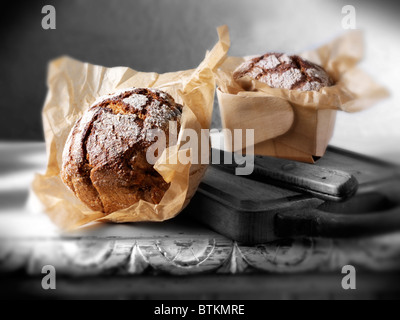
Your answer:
61;88;183;214
233;53;333;91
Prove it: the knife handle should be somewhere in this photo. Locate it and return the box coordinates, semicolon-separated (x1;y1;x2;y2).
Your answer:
215;149;359;202
251;155;359;202
275;206;400;238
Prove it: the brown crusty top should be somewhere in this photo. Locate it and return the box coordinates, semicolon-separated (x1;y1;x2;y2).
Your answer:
233;53;334;91
61;88;183;214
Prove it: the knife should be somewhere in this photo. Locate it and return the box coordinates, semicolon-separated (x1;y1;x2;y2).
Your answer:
213;149;359;202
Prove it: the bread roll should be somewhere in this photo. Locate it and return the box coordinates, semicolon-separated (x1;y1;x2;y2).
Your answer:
61;87;183;214
233;53;333;91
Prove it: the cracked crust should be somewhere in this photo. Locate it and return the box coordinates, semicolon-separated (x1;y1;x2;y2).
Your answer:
61;88;183;214
233;53;334;91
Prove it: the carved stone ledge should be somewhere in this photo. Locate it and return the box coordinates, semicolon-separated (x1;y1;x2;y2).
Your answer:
2;235;400;276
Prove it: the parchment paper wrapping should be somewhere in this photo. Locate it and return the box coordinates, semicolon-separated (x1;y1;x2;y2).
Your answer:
32;26;230;230
216;31;389;162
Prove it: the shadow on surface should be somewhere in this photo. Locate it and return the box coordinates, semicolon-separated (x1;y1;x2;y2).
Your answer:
0;143;46;175
0;190;29;211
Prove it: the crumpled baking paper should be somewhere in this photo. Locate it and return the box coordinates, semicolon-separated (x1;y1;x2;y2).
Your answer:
32;26;230;230
215;30;389;162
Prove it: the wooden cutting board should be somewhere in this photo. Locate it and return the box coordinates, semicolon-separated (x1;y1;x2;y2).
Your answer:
184;147;400;244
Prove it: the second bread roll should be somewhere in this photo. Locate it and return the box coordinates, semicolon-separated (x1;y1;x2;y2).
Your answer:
233;53;333;92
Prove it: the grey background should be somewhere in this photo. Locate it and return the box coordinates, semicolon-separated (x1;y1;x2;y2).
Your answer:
1;0;400;161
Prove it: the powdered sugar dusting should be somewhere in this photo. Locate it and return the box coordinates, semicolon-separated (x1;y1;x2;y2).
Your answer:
298;81;324;92
92;88;136;106
61;87;182;213
150;88;169;100
235;60;253;75
144;100;181;142
255;55;280;70
234;53;333;91
247;67;264;79
65;87;182;169
86;112;141;167
279;54;292;64
122;94;148;111
260;68;302;90
306;67;331;85
62;107;100;169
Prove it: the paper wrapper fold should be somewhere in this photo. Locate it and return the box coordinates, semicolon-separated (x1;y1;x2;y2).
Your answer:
32;26;230;230
216;31;389;163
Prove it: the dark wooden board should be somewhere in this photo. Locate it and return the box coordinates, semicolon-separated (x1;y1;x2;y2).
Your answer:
184;147;400;244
